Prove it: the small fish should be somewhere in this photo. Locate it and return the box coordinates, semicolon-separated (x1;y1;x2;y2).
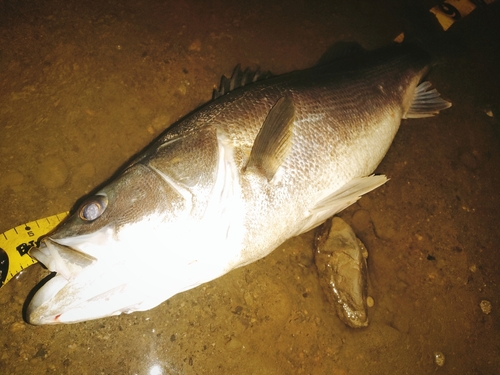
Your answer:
314;217;369;328
27;42;451;324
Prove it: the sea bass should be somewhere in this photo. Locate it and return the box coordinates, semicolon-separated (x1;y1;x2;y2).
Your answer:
27;43;451;324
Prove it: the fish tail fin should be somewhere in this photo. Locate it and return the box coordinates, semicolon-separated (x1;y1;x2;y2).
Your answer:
405;81;452;119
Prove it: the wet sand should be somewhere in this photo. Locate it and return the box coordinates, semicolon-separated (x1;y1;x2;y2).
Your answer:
1;0;499;374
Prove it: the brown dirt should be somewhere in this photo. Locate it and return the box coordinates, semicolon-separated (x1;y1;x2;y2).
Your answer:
1;0;499;374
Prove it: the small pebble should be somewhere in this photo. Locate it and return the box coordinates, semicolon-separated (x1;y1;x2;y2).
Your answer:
148;114;171;134
243;291;254;307
177;82;188;95
371;212;396;240
358;195;373;209
225;338;243;351
188;39;201;52
434;351;445;367
10;321;26;333
366;296;374;307
480;300;492;314
394;32;405;43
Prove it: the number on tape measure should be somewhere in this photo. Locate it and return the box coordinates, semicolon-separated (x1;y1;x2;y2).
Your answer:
0;212;69;288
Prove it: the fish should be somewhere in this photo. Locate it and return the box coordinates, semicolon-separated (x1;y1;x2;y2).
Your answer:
26;42;451;324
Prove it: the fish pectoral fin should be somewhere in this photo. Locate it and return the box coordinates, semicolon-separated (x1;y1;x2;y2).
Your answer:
405;81;452;119
297;175;388;236
245;96;295;181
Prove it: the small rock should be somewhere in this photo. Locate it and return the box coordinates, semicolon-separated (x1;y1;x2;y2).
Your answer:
434;351;445;367
371;211;396;240
10;321;26;333
188;39;201;52
148;114;171;134
358;195;373;209
480;300;492;314
177;82;188;96
366;296;374;308
225;338;244;351
243;291;254;307
314;217;369;328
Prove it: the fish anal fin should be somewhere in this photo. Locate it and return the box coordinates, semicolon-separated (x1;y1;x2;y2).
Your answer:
405;81;452;119
246;96;295;181
297;175;388;236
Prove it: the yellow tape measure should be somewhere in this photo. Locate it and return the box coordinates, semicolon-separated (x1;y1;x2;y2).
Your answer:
0;212;69;288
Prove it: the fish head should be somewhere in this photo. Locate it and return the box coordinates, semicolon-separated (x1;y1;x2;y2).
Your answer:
27;163;196;324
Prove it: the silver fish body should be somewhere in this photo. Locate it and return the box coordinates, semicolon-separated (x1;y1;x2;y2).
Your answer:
27;43;451;324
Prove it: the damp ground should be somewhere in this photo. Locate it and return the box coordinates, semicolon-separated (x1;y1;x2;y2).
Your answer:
1;0;499;374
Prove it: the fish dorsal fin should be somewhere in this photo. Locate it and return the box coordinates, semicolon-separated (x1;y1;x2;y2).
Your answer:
405;81;452;118
212;64;273;100
316;42;367;66
246;96;295;181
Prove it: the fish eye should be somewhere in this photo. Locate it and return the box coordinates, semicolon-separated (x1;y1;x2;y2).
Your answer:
79;195;108;222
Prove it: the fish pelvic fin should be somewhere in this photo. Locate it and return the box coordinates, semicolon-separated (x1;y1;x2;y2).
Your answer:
245;96;295;182
404;81;452;119
297;175;388;236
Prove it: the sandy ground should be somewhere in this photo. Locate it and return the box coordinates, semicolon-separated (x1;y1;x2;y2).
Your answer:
1;0;499;374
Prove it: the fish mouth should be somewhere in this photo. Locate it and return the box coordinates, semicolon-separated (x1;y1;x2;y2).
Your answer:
26;239;98;324
27;237;146;325
30;238;97;280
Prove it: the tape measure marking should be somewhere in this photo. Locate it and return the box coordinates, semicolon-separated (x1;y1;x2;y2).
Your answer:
0;212;69;288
